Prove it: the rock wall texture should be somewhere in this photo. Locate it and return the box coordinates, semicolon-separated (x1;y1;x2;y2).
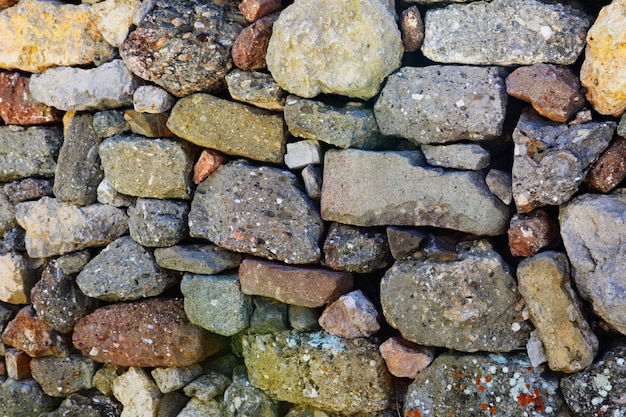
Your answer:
0;0;625;416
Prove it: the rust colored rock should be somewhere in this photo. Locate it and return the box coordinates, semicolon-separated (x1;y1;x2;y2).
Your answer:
0;0;18;9
2;305;71;358
584;137;626;193
400;6;424;53
379;337;436;379
318;289;380;339
239;258;353;308
232;13;277;71
239;0;281;22
193;149;228;184
0;72;62;125
72;298;227;367
505;64;585;122
5;348;31;381
123;109;173;138
508;209;559;258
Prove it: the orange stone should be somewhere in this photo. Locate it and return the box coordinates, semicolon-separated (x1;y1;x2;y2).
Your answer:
193;149;228;184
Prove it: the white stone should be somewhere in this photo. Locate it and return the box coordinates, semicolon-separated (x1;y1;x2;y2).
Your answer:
97;179;135;208
301;165;322;200
133;86;176;114
113;367;163;417
90;0;142;47
151;364;203;394
527;330;547;368
284;140;322;170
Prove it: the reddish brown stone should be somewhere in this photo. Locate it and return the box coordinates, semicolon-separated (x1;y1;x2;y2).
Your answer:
379;337;436;379
193;149;228;184
239;258;354;308
5;348;31;380
584;137;626;193
239;0;281;22
72;298;227;367
0;0;18;10
400;6;424;53
0;72;63;125
508;209;559;257
2;305;71;358
318;290;380;339
232;13;277;71
123;110;173;138
505;64;585;123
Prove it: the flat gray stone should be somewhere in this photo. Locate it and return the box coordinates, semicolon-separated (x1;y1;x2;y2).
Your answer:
0;126;62;182
128;198;189;247
56;250;92;275
154;244;243;275
30;354;97;397
0;378;60;417
485;169;513;205
374;65;507;145
151;365;203;394
320;150;510;236
289;305;321;332
422;0;592;65
226;69;286;111
176;398;223;417
421;143;490;170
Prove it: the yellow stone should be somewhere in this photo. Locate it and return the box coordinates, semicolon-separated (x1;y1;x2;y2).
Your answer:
89;0;142;48
0;0;116;73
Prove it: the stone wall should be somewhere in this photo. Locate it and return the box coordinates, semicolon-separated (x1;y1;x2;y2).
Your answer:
0;0;625;415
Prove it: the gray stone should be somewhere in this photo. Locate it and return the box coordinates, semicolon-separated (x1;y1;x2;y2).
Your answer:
184;372;231;402
226;69;286;111
289;305;321;332
485;169;513;205
151;365;203;394
284;141;322;170
323;223;390;273
0;125;62;182
56;250;92;275
0;187;15;237
53;112;104;206
421;144;490;170
4;178;54;204
386;227;425;260
93;110;130;138
30;354;97;397
39;391;122;417
99;135;195;199
373;66;507;145
0;251;37;305
15;197;128;258
29;60;140;111
223;371;279;417
0;378;60;417
526;330;547;368
512;110;615;213
266;0;402;99
180;273;253;337
421;0;592;65
2;227;25;252
250;296;289;334
381;240;531;352
284;96;384;150
301;165;322;201
189;160;323;264
619;113;626;138
96;179;135;208
159;392;188;417
128;198;189;247
133;85;176;114
405;351;570;416
321;150;510;236
177;398;223;417
77;236;175;302
154;244;242;275
202;355;242;378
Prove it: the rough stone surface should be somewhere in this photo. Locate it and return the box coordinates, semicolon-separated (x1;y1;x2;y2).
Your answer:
56;251;91;276
289;305;321;332
318;290;380;339
378;337;436;379
508;209;560;258
133;85;175;114
176;398;222;416
226;69;286;111
232;13;277;71
584;136;626;193
29;60;140;112
93;364;126;397
0;72;62;125
16;197;128;258
189;160;323;264
123;109;173;138
243;331;392;414
113;367;163;417
250;296;290;334
89;0;141;48
239;0;281;22
0;187;16;235
93;110;130;138
99;135;195;199
168;93;286;163
2;227;25;252
39;391;122;417
151;364;203;394
0;125;62;182
321;150;510;236
421;143;490;170
323;223;390;273
184;372;231;401
422;0;592;65
0;251;36;304
31;354;97;397
284;140;322;170
4;178;53;204
223;370;279;417
2;305;71;357
301;165;322;201
239;258;353;308
5;348;31;380
73;298;227;367
266;0;402;99
96;179;135;208
512;110;615;213
400;6;424;52
154;244;242;275
128;198;189;247
381;240;531;352
120;0;244;97
386;227;425;260
374;65;507;145
485;169;513;205
193;149;228;185
0;378;60;417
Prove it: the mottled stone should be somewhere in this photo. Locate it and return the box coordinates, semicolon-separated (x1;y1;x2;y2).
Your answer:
512;110;614;213
0;125;62;182
584;137;626;193
128;198;189;247
154;244;242;275
0;0;115;72
249;296;290;334
176;398;222;417
5;349;31;380
232;13;277;71
422;0;592;65
400;6;424;52
386;227;425;260
93;110;130;138
422;143;490;171
158;392;188;417
381;240;531;352
266;0;402;99
0;0;17;9
93;364;127;397
239;0;281;22
151;364;203;394
223;370;279;417
184;372;231;403
96;179;135;208
120;0;244;97
133;85;175;114
0;72;62;125
2;305;71;357
323;223;390;273
113;367;163;417
379;337;436;379
0;187;16;235
318;290;380;339
89;0;142;47
4;178;53;204
168;94;286;164
0;378;60;417
56;250;92;275
0;251;36;304
123;110;173;138
301;165;322;201
99;135;194;199
31;355;97;397
73;298;227;367
508;209;559;258
189;161;323;264
239;258;353;308
284;140;322;170
2;227;25;252
485;169;513;205
374;65;507;145
289;305;321;332
39;391;122;417
226;69;286;111
321;150;510;236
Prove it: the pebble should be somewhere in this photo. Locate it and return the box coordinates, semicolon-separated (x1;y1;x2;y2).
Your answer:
54;248;91;274
386;226;425;260
128;198;189;247
322;223;390;273
239;0;281;22
0;125;62;182
39;391;122;417
0;251;36;304
92;110;130;138
133;85;176;114
507;209;560;257
2;227;25;252
301;165;322;200
0;72;62;125
318;290;380;339
92;364;127;397
123;109;173;138
232;13;277;71
249;296;290;334
288;305;321;332
96;179;135;208
421;143;491;170
176;398;222;417
30;354;97;397
0;191;18;240
0;378;60;417
5;348;31;381
183;372;231;401
192;149;228;184
284;140;322;170
151;364;203;394
223;370;279;417
4;178;54;204
113;367;163;417
400;6;424;52
378;337;436;379
225;69;286;111
485;169;513;205
154;244;242;275
584;136;626;193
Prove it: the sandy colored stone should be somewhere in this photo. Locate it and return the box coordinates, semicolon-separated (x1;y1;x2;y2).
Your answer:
5;349;31;381
379;337;435;379
0;252;37;305
113;367;162;417
89;0;141;47
0;72;62;125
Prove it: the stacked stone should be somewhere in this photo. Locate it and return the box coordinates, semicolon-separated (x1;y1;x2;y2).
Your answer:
0;0;625;415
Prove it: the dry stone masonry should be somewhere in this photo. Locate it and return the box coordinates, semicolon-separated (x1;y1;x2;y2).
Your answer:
0;0;625;416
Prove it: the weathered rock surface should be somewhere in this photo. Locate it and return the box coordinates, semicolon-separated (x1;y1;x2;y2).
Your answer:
154;244;242;275
2;305;71;357
266;0;402;99
223;370;279;417
123;109;173;138
5;348;31;381
0;378;60;417
128;198;189;247
4;178;53;204
322;223;390;273
318;290;380;339
381;240;531;352
0;251;36;304
192;149;228;185
386;227;425;260
584;137;626;193
0;189;16;237
485;169;513;205
31;354;97;397
39;391;122;417
0;72;62;125
378;337;435;379
56;250;91;275
184;371;231;401
189;160;323;264
89;0;142;48
421;143;490;170
321;150;510;236
0;126;62;182
400;6;424;52
284;140;322;170
239;0;281;22
92;110;129;138
226;69;286;111
113;367;163;417
508;209;560;258
232;13;277;71
151;364;203;394
250;296;290;334
133;85;175;114
96;179;135;208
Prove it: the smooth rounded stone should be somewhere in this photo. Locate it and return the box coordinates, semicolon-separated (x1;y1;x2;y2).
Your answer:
0;0;115;73
120;0;244;97
167;94;286;164
560;341;626;416
2;305;71;357
512;110;615;213
284;140;322;170
180;273;253;337
223;370;279;417
151;364;203;394
31;261;98;334
584;137;626;193
239;0;281;22
560;191;626;335
56;250;92;275
128;198;189;247
508;209;559;258
0;125;62;182
421;144;490;170
323;223;390;273
4;178;53;204
379;337;435;379
284;96;384;150
0;72;62;125
39;391;122;417
580;0;626;116
386;227;425;260
96;179;135;207
89;0;142;47
30;354;97;397
0;251;36;304
318;290;380;339
374;65;507;145
133;85;175;114
232;13;277;71
289;305;321;332
381;240;532;352
0;378;60;417
154;244;242;275
113;367;163;417
184;372;231;401
517;252;598;373
73;298;227;367
226;68;286;111
177;398;223;417
189;160;323;264
193;149;228;185
405;351;569;417
92;110;130;138
243;331;392;414
249;296;290;334
77;236;175;302
29;60;140;112
400;6;424;53
321;149;510;236
301;165;322;201
99;135;195;199
422;0;592;65
485;169;512;205
266;0;402;99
